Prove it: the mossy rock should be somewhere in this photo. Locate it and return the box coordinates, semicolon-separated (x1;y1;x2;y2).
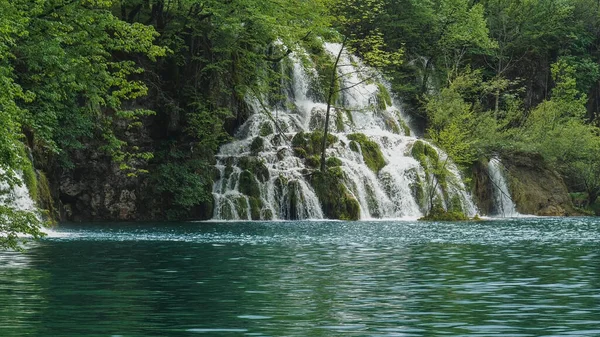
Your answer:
305;155;321;168
347;133;386;173
411;140;447;190
309;168;360;220
384;117;401;134
262;208;274;220
406;168;426;211
419;207;469;221
238;157;269;182
411;140;439;166
238;170;260;198
250;137;264;156
293;147;308;158
259;122;274;137
219;201;234;220
309;109;325;130
276;148;287;161
364;184;380;218
326;157;342;167
248;197;263;220
36;171;57;221
19;147;38;203
292;131;338;158
287;179;304;220
335;109;345;132
235;196;249;219
399;118;411;136
376;83;393;111
271;134;283;147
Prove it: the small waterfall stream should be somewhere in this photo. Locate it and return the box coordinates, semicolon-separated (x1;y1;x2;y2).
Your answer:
212;43;478;220
488;157;519;217
0;172;36;214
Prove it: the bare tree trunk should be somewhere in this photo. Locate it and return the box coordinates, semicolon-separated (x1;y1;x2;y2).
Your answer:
320;37;347;172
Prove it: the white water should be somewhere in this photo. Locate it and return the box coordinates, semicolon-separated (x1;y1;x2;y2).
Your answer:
488;157;519;217
212;43;478;220
0;171;36;214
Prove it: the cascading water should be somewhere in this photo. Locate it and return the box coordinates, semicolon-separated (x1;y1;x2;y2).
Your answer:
488;157;519;217
212;43;478;220
0;172;36;214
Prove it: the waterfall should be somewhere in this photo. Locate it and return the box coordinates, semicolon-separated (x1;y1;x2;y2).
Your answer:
488;157;519;217
211;43;478;220
0;172;36;214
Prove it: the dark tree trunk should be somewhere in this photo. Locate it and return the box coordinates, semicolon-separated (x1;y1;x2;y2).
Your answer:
320;37;347;172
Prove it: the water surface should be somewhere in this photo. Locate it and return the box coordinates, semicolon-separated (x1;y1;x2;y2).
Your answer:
1;217;599;336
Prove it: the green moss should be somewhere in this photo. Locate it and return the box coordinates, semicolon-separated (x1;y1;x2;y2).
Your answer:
262;208;274;220
22;163;38;203
293;148;307;158
399;118;411;136
344;108;354;126
248;197;263;220
17;145;38;203
406;168;426;211
308;49;342;103
335;109;345;132
292;131;337;155
326;157;342;167
259;122;274;137
36;171;56;222
376;83;393;111
419;207;469;221
250;137;264;156
239;170;260;198
292;131;338;167
384;117;400;134
309;168;360;220
238;157;269;182
411;140;447;189
347;133;386;173
235;196;249;219
305;155;321;168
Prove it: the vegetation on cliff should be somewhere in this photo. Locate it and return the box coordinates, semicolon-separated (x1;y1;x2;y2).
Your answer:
3;0;600;232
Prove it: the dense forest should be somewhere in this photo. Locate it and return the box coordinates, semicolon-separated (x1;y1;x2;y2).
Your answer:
2;0;600;248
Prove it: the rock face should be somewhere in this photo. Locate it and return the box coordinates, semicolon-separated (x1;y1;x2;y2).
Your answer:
56;150;157;222
471;159;494;215
500;152;578;216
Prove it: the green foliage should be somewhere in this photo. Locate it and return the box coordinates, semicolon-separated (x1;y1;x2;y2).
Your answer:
0;205;45;251
346;133;386;173
153;156;214;220
425;71;479;166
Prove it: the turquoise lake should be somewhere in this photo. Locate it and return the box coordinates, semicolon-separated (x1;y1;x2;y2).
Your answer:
0;217;599;336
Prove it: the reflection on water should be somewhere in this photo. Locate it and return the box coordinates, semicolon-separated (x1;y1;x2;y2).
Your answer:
0;218;599;336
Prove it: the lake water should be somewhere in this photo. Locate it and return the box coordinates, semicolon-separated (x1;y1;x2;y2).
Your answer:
1;217;599;336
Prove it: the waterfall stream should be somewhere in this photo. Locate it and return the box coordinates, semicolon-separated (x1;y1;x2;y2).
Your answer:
0;172;36;214
488;157;519;217
212;43;478;220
